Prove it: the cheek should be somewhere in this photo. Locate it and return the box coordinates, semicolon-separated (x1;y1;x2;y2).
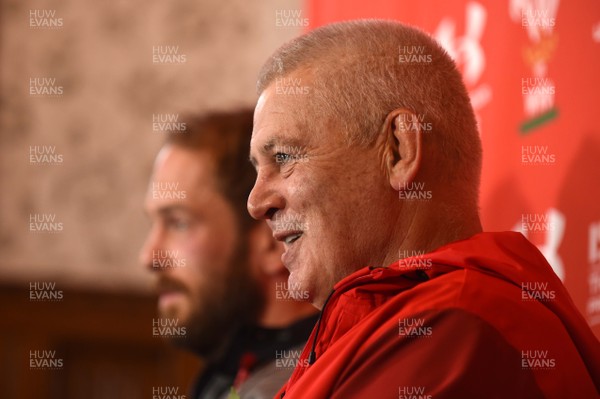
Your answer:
307;164;383;257
287;170;337;223
185;221;239;278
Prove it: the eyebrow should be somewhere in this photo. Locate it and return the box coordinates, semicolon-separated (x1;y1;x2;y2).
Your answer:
144;204;189;218
249;138;278;167
248;135;307;167
158;205;188;215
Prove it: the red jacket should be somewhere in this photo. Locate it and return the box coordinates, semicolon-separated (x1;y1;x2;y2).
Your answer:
276;232;600;398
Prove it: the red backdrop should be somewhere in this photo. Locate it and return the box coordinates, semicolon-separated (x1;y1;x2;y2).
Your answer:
306;0;600;337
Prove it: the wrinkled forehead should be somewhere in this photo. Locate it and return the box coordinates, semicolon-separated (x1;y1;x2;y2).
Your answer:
255;83;308;125
251;85;312;151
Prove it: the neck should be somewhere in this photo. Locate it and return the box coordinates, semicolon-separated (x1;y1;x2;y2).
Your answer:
380;198;482;268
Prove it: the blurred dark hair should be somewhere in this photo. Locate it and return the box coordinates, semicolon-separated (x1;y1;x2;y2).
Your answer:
165;109;257;232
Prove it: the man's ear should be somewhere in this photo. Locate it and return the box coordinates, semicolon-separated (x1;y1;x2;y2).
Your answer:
382;108;423;191
248;221;286;277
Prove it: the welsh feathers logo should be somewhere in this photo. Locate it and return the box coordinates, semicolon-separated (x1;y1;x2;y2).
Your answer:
510;0;560;134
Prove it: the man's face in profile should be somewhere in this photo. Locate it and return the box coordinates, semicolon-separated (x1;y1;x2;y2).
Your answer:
248;76;396;307
141;145;262;355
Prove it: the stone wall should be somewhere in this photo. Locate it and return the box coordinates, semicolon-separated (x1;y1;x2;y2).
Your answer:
0;0;303;291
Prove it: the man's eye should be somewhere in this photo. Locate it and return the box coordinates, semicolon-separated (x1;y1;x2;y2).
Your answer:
167;218;190;231
275;152;292;164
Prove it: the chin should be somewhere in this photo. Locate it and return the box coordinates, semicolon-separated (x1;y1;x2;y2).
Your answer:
287;272;311;299
287;270;302;290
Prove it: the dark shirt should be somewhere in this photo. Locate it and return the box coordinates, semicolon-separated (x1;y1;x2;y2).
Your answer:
190;315;318;399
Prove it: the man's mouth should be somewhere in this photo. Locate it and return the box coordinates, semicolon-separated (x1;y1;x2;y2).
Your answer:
284;232;302;244
155;278;186;297
158;287;181;296
274;231;303;246
275;231;303;269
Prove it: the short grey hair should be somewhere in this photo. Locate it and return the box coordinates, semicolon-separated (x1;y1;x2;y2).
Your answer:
257;20;482;206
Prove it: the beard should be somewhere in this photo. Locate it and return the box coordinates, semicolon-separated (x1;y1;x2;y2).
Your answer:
156;238;264;360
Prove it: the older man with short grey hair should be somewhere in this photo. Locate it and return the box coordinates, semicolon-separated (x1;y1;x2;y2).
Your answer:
248;20;599;398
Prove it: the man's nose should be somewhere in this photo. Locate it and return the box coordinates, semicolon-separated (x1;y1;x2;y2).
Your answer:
139;226;164;273
247;172;284;221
